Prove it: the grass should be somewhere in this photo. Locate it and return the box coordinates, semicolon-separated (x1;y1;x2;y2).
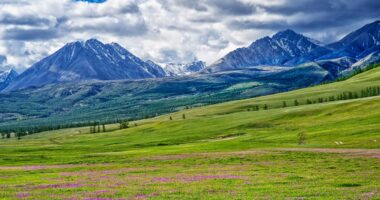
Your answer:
0;67;380;199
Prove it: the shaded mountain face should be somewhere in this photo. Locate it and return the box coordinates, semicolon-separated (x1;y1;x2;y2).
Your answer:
204;20;380;74
204;30;327;73
163;61;206;76
145;60;167;77
0;69;18;91
5;39;166;92
321;20;380;60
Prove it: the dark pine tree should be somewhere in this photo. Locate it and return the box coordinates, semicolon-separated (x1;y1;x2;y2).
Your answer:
294;100;299;106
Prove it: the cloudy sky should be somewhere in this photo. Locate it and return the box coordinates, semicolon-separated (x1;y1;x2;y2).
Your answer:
0;0;379;71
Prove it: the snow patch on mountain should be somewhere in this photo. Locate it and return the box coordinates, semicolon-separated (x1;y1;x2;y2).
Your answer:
163;61;206;76
0;69;18;91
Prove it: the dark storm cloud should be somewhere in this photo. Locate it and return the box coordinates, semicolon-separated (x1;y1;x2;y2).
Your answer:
206;0;257;16
228;18;357;32
175;0;208;12
159;0;256;15
3;28;61;41
64;1;147;37
0;15;54;27
230;0;380;32
71;3;141;19
69;20;148;37
119;3;141;13
228;20;287;31
190;17;219;24
263;0;380;16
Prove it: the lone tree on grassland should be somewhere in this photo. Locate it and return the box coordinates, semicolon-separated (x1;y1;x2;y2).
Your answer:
282;101;287;108
298;132;306;145
294;100;299;106
120;120;129;129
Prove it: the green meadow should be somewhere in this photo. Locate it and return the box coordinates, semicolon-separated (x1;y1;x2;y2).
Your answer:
1;67;380;199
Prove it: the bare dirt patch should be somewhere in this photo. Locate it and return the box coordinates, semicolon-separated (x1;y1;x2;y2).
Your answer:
143;150;268;161
273;148;380;158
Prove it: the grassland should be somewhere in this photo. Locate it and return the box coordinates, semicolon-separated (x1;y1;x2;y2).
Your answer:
0;67;380;199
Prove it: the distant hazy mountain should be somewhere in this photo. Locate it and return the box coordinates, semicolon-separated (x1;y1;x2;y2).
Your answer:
204;20;380;74
5;39;166;91
163;61;206;76
0;69;18;91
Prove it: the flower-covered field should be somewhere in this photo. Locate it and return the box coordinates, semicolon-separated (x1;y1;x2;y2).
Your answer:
1;149;379;199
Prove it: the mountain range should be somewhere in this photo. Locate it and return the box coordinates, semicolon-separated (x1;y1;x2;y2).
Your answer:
0;20;379;128
204;29;326;73
3;20;380;92
204;20;380;73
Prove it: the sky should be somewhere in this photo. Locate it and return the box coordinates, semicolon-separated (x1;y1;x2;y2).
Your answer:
0;0;379;71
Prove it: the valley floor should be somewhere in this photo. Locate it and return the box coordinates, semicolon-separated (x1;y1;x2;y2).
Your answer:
0;148;379;199
1;68;380;199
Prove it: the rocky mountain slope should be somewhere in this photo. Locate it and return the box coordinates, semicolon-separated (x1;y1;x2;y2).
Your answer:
0;69;18;91
5;39;167;91
204;20;380;75
163;61;206;76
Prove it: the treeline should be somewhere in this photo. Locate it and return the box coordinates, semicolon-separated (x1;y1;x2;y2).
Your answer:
246;86;380;111
89;122;106;133
0;121;96;140
0;118;133;140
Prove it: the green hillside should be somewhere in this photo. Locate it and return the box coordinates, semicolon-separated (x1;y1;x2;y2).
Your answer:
0;65;329;129
0;66;379;199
